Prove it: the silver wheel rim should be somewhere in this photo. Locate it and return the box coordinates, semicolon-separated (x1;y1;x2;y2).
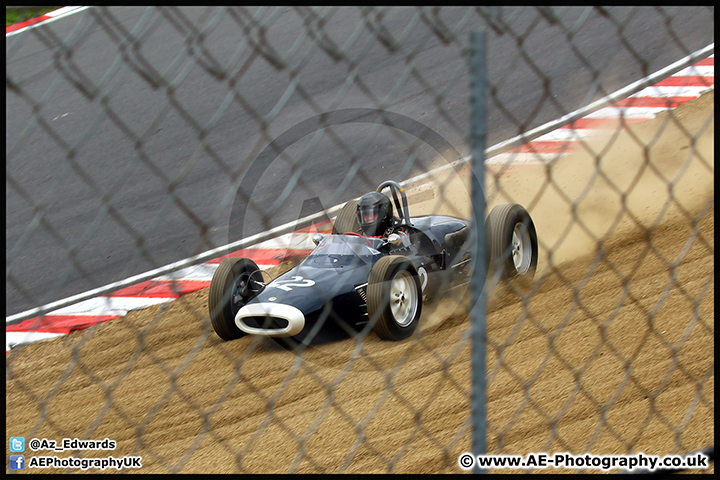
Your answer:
512;222;533;275
390;270;418;327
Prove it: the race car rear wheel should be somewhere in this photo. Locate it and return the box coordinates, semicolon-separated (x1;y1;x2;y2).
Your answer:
486;204;538;281
208;257;263;341
367;256;423;341
332;199;361;234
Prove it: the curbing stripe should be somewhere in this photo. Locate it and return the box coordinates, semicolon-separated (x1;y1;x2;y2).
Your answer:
7;315;120;334
509;141;578;155
6;332;67;350
585;106;673;119
613;96;697;108
559;117;649;130
33;296;175;318
6;6;90;35
106;280;211;298
6;15;51;33
656;75;714;87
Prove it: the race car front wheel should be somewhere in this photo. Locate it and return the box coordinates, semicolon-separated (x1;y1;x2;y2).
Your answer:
486;203;538;281
208;257;263;341
367;256;423;341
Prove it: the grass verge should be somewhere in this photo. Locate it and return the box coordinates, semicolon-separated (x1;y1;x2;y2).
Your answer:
6;6;61;27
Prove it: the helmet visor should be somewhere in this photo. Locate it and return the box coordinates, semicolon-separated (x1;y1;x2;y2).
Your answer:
360;205;379;224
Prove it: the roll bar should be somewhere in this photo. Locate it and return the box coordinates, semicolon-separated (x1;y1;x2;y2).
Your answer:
376;180;412;227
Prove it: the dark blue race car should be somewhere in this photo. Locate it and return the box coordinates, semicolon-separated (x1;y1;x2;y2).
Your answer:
208;181;538;345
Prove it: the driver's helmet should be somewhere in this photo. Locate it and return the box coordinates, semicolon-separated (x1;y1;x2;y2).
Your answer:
356;191;394;236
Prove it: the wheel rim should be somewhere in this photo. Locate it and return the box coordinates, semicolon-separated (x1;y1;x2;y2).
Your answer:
389;270;418;327
511;222;533;275
231;272;254;315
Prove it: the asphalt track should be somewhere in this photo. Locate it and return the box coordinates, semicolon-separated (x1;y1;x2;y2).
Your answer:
5;7;714;316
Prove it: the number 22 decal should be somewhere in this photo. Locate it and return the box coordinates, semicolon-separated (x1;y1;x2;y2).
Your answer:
268;276;316;291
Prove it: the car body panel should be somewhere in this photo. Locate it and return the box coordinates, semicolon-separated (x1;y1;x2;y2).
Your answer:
234;215;471;338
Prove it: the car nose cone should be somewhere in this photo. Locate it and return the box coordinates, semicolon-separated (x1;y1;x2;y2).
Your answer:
235;302;305;337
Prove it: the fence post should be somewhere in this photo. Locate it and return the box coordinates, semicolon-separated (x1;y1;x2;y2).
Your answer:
469;30;488;474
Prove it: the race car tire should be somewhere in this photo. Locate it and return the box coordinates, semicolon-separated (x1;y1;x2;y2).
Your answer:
332;199;361;234
486;203;538;281
208;257;263;341
367;256;423;341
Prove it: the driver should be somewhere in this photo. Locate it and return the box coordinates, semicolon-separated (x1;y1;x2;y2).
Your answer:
356;191;396;237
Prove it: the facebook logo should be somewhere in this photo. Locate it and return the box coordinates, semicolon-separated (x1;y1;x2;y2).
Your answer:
9;437;25;452
9;455;25;470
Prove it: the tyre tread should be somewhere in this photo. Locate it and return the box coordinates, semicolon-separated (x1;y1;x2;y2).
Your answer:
486;203;538;281
332;199;361;234
367;256;422;340
208;257;259;341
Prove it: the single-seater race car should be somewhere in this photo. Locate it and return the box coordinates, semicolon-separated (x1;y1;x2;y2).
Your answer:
208;180;538;345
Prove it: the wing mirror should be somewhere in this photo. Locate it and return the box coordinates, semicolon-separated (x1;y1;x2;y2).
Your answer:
312;233;324;246
387;233;402;246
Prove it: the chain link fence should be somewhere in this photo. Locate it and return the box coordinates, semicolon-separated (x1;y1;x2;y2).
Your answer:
6;6;714;474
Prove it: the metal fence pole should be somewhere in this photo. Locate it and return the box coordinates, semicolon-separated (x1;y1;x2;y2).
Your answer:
469;29;488;474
